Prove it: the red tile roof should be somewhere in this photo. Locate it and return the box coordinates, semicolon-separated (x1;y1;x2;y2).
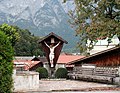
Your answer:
13;60;40;70
13;54;85;70
57;54;85;64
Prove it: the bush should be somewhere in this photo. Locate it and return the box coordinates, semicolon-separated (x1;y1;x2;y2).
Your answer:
0;31;14;93
55;68;68;78
36;67;48;79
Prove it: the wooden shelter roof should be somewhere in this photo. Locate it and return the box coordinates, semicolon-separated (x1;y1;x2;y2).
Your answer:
38;32;68;44
67;46;120;65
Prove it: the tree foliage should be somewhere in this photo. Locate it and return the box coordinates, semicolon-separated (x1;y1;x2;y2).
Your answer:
0;23;20;46
13;26;44;56
0;23;44;56
65;0;120;55
0;31;13;93
55;68;68;78
36;67;48;79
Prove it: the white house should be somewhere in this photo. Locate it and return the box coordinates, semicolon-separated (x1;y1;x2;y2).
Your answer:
88;36;119;55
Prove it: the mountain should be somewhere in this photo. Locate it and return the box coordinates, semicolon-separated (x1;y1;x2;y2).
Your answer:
0;0;78;52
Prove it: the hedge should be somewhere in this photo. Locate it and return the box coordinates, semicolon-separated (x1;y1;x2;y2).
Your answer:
36;67;48;79
0;31;14;93
55;68;68;78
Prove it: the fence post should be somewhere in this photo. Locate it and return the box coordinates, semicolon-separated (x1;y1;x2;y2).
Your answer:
118;66;120;77
113;66;120;85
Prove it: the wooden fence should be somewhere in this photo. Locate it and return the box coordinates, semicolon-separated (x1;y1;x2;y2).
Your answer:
68;66;119;84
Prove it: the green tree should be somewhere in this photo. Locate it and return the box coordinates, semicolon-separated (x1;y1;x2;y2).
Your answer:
13;26;44;56
0;23;44;56
65;0;120;55
0;23;20;46
0;31;14;93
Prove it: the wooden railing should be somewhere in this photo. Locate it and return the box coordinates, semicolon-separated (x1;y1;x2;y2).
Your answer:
72;66;119;77
94;67;118;77
68;66;119;84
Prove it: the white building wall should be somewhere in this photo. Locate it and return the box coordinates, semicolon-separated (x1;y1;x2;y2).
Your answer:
89;36;119;55
43;62;66;71
13;71;39;92
55;64;65;70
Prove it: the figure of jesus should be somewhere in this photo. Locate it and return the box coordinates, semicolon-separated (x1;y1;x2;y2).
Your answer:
44;41;61;67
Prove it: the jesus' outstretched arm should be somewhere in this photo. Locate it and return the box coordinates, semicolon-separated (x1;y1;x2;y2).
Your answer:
44;41;50;48
54;41;61;48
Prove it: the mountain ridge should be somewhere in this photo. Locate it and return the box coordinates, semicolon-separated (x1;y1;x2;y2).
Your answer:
0;0;78;51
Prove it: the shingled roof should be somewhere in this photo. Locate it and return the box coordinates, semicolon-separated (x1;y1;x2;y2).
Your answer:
68;46;120;65
38;32;68;44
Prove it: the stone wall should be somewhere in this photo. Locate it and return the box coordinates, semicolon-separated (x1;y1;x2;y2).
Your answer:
13;71;39;92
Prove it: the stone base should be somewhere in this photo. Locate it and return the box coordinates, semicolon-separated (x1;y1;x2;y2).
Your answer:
48;67;56;78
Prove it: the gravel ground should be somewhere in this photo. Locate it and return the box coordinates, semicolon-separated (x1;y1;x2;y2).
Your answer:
29;91;120;93
15;80;120;93
37;80;119;92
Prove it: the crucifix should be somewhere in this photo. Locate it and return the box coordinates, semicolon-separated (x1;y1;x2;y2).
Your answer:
38;32;68;77
44;38;61;67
